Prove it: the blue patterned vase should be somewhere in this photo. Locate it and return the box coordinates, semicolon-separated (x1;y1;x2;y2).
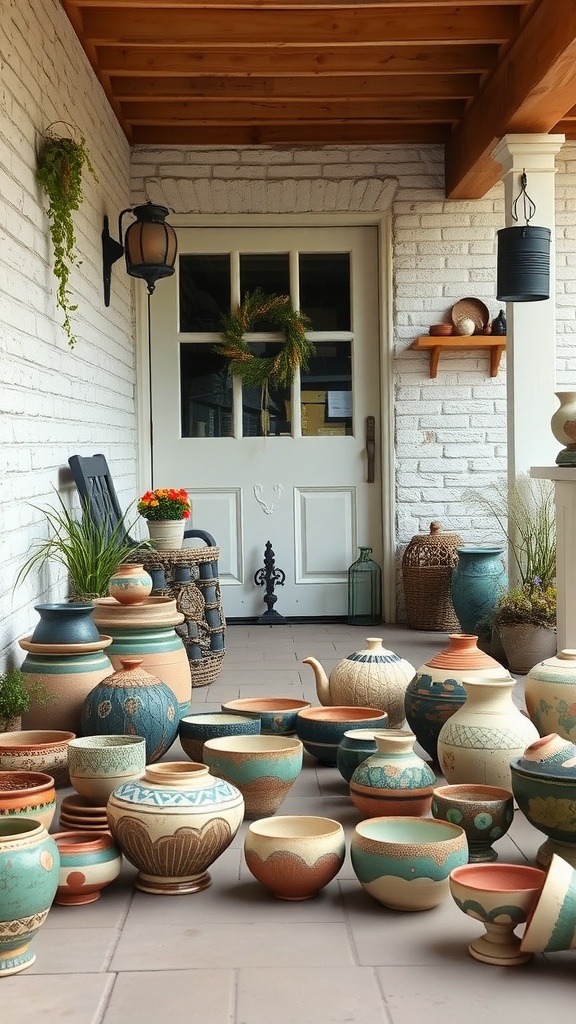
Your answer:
349;729;436;817
450;547;508;634
0;819;60;976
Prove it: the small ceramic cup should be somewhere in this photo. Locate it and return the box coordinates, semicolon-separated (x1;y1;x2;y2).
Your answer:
244;815;345;899
67;735;146;805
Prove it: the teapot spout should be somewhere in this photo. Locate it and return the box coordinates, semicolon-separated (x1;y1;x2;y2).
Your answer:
302;657;330;706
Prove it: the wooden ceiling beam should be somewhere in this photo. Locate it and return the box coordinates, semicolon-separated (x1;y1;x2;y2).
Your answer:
68;0;530;8
97;43;499;75
81;7;519;47
130;121;450;144
120;97;464;121
445;0;576;199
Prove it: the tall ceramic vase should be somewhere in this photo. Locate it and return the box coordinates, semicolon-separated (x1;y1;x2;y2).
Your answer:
437;676;539;789
525;650;576;740
551;391;576;466
451;548;508;634
0;819;59;976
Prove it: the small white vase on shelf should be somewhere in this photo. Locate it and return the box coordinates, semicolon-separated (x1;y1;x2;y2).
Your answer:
146;519;185;551
551;391;576;466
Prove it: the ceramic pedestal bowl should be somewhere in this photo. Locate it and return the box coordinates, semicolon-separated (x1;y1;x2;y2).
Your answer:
350;816;468;911
0;771;56;830
179;711;261;763
295;706;388;766
221;698;312;736
449;862;545;965
520;853;576;953
510;733;576;868
67;735;147;805
0;729;75;787
202;735;303;819
244;815;345;899
53;830;122;905
431;784;515;862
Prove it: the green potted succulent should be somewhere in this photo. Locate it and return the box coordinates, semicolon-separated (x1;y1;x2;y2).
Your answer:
0;668;52;732
493;581;557;674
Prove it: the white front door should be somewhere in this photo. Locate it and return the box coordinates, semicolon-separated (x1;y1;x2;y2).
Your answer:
150;225;382;618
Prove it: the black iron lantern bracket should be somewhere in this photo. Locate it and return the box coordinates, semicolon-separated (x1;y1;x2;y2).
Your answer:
102;201;177;307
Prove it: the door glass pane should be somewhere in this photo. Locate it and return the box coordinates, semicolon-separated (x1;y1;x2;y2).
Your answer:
240;254;290;329
241;342;291;437
179;255;230;333
300;341;352;436
299;253;351;331
180;344;233;437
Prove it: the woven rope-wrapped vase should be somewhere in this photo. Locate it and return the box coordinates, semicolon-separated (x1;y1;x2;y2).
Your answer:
402;522;463;631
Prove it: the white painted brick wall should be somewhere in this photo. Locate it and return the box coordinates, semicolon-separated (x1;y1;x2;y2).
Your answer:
1;0;135;667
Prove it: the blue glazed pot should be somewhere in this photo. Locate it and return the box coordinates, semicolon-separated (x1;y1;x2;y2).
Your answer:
0;819;60;976
221;697;311;736
451;548;508;634
31;603;99;645
336;729;379;783
295;706;389;766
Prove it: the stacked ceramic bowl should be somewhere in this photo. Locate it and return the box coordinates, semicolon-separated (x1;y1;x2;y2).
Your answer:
59;795;110;833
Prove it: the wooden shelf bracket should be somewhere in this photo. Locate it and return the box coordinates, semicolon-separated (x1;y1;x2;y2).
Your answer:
409;336;506;378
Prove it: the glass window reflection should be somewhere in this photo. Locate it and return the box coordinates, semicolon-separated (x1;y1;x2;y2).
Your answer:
299;253;350;331
179;255;230;333
180;344;233;437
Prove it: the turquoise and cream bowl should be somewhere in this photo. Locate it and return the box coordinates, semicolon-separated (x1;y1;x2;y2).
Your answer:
67;735;146;805
202;735;303;819
350;815;468;911
179;711;261;763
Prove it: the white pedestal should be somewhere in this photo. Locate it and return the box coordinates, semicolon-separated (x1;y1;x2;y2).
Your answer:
531;466;576;651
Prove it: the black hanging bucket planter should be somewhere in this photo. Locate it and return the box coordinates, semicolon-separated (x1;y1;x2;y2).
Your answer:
496;225;551;302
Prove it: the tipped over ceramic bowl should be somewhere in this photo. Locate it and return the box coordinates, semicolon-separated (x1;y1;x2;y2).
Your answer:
295;706;388;765
244;815;345;900
221;697;311;735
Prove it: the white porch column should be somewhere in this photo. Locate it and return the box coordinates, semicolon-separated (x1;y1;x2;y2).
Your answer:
492;134;564;478
532;466;576;651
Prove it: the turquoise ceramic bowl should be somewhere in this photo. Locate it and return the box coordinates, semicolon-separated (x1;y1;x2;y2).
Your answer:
221;698;311;736
202;735;303;819
295;707;389;765
350;815;468;911
520;853;576;953
179;711;261;763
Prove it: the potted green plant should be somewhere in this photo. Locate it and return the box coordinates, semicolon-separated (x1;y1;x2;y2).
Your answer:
36;123;97;349
493;582;557;673
15;492;150;601
0;669;52;732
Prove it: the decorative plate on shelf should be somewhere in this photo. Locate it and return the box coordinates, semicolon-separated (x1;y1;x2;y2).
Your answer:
451;298;490;333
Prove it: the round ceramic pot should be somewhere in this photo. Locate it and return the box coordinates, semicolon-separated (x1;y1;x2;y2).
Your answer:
30;603;100;645
221;698;311;736
404;634;506;762
244;815;345;900
81;658;179;764
499;624;557;675
525;649;576;740
0;819;59;976
551;390;576;465
349;730;436;818
179;712;261;763
0;771;57;831
350;816;468;911
0;730;75;787
295;706;389;766
450;548;508;634
336;729;379;783
431;784;514;862
53;831;122;905
67;735;147;805
108;564;153;606
302;638;415;727
146;519;185;551
520;853;576;952
107;761;245;894
92;597;192;720
449;863;545;965
202;735;303;819
436;675;539;790
18;642;113;735
510;733;576;868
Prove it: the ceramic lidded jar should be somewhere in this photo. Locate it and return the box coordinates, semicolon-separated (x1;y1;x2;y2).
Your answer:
107;761;245;894
349;729;436;818
404;634;506;762
108;564;153;605
0;819;60;976
437;675;539;790
525;649;576;740
302;637;415;728
81;658;179;764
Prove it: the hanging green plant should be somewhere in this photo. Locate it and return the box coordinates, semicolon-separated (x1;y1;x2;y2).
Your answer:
36;123;98;349
215;288;314;389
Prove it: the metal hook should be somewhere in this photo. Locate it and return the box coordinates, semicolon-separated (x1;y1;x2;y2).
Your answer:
511;169;537;233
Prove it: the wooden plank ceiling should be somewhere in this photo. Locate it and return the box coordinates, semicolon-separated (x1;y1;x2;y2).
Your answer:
61;0;576;197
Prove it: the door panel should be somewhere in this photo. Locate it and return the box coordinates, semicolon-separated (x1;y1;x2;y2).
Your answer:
150;225;381;618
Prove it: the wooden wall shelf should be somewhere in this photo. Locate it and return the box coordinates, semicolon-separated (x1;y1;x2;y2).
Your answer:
410;336;506;379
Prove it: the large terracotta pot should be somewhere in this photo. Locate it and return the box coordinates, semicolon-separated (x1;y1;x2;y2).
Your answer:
18;638;113;735
107;761;245;894
404;634;505;762
91;597;192;719
525;649;576;739
0;819;59;976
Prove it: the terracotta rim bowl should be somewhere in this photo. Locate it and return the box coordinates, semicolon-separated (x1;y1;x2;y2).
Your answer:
297;706;386;723
0;730;75;750
244;815;346;899
295;706;388;765
221;698;311;734
0;730;76;787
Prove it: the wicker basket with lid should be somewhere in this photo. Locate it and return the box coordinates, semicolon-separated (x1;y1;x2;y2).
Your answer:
402;521;463;631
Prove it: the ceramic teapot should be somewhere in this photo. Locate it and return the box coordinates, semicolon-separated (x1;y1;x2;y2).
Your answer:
302;638;415;729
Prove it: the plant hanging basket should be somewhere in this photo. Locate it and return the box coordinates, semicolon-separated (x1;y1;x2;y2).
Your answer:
402;521;464;631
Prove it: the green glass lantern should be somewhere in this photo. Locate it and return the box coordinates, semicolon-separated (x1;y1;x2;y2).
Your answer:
347;547;382;625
